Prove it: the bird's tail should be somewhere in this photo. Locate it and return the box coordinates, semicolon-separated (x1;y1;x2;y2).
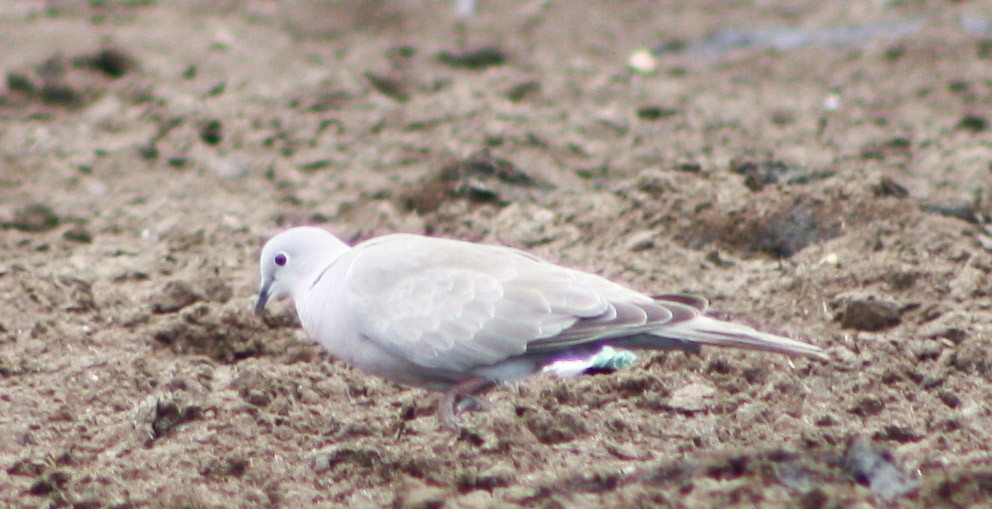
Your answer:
618;315;828;360
660;315;827;359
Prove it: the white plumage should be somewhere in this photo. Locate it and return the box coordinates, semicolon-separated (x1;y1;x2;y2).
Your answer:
255;226;827;427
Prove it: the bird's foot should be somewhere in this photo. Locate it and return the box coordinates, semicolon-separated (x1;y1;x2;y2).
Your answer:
437;377;494;430
456;394;493;413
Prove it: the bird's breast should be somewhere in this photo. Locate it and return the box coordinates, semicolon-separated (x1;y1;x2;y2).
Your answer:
297;263;461;391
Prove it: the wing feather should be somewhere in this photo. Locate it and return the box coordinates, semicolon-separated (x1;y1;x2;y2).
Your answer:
344;234;665;371
342;234;827;371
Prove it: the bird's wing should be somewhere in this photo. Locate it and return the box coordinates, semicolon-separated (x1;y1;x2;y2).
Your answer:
343;234;675;372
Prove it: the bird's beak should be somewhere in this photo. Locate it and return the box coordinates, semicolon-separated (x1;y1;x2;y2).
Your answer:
254;282;271;316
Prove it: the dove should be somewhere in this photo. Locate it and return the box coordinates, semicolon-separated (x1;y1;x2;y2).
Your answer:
255;226;827;428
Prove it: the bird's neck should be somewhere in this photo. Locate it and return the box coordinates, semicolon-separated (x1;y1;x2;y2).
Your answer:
294;245;351;302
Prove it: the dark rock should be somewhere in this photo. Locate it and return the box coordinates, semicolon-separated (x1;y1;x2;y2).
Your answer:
199;119;223;145
72;48;135;78
956;115;987;133
149;396;202;439
636;105;680;121
437;47;506;69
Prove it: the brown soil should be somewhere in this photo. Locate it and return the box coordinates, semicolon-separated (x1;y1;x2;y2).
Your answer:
2;1;992;507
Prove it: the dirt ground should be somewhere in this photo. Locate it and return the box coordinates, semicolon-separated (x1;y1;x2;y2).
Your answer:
2;0;992;507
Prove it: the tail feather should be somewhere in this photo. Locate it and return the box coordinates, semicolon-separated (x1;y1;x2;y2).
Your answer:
653;315;828;360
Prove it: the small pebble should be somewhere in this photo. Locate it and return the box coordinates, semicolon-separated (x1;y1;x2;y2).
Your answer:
625;230;656;251
212;158;247;179
823;93;841;112
627;48;658;74
818;252;840;266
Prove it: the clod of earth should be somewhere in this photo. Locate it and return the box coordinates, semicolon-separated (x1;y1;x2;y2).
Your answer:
841;438;919;501
729;158;832;192
152;308;267;362
6;72;34;94
199;119;224;145
151;281;201;314
872;176;909;198
523;407;589;444
4;204;60;232
699;199;841;258
148;397;202;439
71;48;135;78
955;114;987;132
506;80;540;102
365;72;410;102
62;225;93;243
401;150;550;214
832;292;903;331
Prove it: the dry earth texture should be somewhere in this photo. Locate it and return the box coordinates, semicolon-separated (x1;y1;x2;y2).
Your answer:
2;1;992;507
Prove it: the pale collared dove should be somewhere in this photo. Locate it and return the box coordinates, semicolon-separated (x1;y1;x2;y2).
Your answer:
255;226;827;428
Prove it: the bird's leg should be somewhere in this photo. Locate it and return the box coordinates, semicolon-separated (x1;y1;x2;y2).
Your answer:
437;377;495;429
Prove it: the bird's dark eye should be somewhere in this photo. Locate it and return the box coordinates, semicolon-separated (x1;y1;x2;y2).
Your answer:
274;253;288;267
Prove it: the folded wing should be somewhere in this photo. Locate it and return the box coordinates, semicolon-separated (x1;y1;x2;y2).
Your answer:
345;235;666;371
344;235;826;373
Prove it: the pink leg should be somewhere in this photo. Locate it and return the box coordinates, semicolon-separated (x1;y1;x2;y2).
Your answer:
437;377;495;429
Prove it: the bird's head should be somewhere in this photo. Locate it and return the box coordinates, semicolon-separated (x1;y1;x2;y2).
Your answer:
255;226;350;315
